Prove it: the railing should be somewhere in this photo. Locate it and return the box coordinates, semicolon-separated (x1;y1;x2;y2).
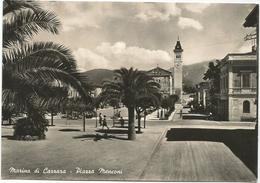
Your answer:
230;88;257;94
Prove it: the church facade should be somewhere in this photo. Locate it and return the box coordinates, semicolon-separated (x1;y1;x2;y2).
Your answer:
146;67;173;98
146;40;184;101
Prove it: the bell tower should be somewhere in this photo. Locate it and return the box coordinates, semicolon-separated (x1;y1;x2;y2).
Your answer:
173;38;183;103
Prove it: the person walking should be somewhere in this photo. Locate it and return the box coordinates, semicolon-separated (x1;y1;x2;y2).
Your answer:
102;115;109;130
180;109;183;119
119;117;125;127
99;113;102;126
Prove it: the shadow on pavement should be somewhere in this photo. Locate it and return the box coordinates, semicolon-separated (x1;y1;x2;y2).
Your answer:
73;133;128;141
166;128;257;176
96;129;128;134
1;135;15;140
59;129;81;132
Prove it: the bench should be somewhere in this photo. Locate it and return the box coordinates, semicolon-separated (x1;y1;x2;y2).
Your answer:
112;119;129;127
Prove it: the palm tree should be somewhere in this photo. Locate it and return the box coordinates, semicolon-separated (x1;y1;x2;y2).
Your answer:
3;0;91;138
102;67;160;140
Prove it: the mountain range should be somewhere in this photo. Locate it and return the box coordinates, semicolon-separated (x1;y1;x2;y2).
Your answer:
82;60;215;87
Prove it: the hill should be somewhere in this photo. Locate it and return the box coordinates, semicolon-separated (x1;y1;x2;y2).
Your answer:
183;60;213;86
82;69;114;87
83;60;215;87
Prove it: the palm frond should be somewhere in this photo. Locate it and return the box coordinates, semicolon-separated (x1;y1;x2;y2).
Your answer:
3;42;77;72
2;88;28;112
19;67;90;102
4;0;41;15
3;9;60;47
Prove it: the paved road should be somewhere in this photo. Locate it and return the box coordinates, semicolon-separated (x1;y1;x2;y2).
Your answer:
141;140;256;181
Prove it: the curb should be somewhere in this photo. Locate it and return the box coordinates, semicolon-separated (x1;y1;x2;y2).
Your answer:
139;127;168;179
145;110;177;123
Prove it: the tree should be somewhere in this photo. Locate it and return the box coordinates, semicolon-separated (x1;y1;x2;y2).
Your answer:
161;95;179;111
102;68;160;140
3;0;91;138
203;60;221;117
168;95;179;110
38;86;69;126
203;61;221;94
183;85;196;94
135;94;161;133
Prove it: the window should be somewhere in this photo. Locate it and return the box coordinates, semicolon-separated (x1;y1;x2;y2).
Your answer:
242;73;250;88
251;73;257;88
243;100;250;113
233;73;241;87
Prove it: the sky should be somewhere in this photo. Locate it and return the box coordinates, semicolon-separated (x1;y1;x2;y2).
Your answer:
35;1;256;71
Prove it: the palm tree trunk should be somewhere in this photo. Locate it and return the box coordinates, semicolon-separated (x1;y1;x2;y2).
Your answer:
95;108;98;127
113;107;115;127
83;112;86;132
8;118;12;125
144;114;146;128
128;107;136;140
137;114;141;133
51;111;54;126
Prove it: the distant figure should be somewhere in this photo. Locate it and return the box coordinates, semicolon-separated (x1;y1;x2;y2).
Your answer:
118;111;121;118
102;115;109;130
208;112;213;120
99;113;102;126
119;117;125;127
180;109;183;118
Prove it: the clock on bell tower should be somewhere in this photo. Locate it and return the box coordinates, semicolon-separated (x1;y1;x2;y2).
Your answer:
173;38;183;103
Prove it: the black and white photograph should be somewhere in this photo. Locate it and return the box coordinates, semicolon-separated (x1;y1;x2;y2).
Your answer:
1;0;259;182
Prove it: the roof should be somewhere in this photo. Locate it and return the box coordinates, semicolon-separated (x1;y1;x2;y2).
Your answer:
243;5;258;27
146;67;172;77
174;40;183;53
222;52;256;60
219;52;257;67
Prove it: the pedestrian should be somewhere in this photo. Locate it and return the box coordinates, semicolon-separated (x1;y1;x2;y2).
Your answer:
99;113;102;126
180;109;183;118
119;117;125;127
208;112;213;120
102;115;109;130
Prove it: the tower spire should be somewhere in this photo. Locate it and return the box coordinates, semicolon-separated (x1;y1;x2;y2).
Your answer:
177;35;179;41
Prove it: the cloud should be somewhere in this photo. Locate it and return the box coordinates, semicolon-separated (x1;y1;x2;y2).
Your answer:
74;42;172;71
237;41;253;53
135;3;181;21
183;3;211;13
41;2;120;32
74;48;110;71
178;17;203;30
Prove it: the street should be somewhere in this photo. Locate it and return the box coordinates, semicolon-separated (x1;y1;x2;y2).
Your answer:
1;110;257;181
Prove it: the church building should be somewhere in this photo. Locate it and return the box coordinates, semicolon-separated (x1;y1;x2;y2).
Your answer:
146;39;184;102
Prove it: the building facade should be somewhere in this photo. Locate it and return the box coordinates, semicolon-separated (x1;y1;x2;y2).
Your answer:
146;67;173;97
196;82;210;110
217;52;257;121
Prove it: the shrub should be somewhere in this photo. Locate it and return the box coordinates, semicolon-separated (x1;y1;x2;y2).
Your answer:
13;113;48;140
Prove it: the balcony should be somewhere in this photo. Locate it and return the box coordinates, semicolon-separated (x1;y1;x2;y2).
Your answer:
230;88;257;94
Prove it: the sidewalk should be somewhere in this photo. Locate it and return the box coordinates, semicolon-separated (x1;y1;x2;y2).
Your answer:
171;119;256;130
1;120;167;180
